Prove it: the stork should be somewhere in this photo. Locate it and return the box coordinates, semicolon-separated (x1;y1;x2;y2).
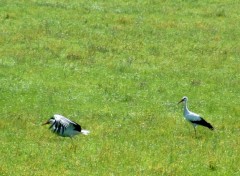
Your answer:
42;114;90;138
178;96;214;136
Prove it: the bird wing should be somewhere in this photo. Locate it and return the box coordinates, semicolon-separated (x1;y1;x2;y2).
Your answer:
54;114;77;128
190;117;214;130
53;114;83;135
71;121;81;132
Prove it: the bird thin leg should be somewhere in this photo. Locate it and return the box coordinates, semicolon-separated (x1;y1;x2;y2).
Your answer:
193;126;196;137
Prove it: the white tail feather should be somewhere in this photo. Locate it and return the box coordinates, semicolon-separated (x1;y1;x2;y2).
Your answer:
81;129;90;135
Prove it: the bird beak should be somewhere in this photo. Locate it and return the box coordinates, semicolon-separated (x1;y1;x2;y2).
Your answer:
178;99;184;104
42;121;50;126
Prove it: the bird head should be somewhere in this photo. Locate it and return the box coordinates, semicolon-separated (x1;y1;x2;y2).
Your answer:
42;117;55;125
178;96;188;104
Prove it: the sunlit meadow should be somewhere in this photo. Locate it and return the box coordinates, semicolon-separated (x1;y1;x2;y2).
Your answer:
0;0;239;175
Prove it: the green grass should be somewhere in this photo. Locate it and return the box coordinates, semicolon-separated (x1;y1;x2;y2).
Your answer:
0;0;239;175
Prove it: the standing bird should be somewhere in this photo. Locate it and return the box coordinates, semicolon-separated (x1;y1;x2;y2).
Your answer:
178;96;214;136
42;114;90;138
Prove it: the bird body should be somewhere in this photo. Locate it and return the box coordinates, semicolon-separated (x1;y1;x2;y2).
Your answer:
43;114;90;138
178;96;214;135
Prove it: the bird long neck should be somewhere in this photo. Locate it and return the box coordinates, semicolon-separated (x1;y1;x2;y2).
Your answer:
183;102;189;115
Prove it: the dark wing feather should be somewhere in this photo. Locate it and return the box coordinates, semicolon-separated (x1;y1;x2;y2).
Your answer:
191;117;214;130
51;121;66;135
72;121;81;132
49;121;56;129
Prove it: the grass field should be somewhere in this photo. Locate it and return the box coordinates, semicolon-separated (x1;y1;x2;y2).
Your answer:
0;0;239;175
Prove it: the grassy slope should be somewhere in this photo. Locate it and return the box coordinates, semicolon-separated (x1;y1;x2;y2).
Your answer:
0;0;239;175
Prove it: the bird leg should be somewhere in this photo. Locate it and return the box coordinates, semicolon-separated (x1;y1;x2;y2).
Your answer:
193;126;197;137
